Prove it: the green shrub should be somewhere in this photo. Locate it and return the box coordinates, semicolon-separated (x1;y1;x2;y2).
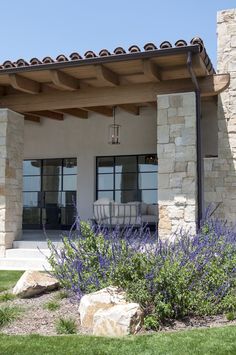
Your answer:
48;219;236;324
144;315;159;330
0;292;15;302
226;312;236;321
43;300;60;311
55;318;77;334
0;306;22;328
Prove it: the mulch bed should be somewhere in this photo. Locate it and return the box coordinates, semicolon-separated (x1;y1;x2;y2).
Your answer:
1;289;236;336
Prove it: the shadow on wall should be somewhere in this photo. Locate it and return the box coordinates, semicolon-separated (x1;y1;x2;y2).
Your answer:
204;95;236;225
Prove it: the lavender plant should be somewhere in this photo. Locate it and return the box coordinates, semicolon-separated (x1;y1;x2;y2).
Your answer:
47;216;236;325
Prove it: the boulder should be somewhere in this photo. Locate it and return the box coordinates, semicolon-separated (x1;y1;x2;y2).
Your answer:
79;286;126;328
12;270;59;298
93;303;143;336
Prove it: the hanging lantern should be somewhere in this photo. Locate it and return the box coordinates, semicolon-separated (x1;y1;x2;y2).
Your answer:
108;106;121;144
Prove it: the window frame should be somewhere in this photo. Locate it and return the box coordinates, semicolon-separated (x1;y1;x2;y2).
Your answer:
96;154;158;204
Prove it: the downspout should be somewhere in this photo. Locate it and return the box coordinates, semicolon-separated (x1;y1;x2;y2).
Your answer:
187;51;202;229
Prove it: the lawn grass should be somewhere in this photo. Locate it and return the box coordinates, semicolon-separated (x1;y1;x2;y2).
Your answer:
0;271;23;292
0;326;235;355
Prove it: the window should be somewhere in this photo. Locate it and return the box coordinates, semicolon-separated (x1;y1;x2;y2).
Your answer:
23;158;77;229
96;155;157;204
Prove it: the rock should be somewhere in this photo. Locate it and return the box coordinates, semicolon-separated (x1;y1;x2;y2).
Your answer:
79;286;126;328
93;303;143;336
12;270;59;298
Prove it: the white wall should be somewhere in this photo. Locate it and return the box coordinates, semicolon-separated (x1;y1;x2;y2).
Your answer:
24;107;157;219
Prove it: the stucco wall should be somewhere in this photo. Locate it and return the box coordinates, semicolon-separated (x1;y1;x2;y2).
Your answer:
24;107;157;220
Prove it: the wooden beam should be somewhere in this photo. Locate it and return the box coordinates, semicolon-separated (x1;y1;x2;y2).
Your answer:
95;65;119;86
49;70;79;91
119;104;140;115
57;108;88;119
143;59;161;82
84;106;113;117
24;114;41;123
9;74;40;94
0;74;230;112
27;110;64;120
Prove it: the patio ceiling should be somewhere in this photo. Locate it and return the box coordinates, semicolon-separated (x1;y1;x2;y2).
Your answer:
0;38;229;123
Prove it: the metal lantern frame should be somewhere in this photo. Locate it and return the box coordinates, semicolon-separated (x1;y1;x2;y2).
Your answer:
108;106;121;145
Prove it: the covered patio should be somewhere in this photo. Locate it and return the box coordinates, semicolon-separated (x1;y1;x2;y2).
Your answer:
0;37;229;257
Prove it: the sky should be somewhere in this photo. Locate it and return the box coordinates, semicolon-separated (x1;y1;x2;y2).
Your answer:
0;0;235;68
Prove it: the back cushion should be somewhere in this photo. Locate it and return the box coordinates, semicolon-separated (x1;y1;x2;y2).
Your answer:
94;198;112;219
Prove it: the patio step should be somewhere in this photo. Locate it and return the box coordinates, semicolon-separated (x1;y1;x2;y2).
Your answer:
13;240;63;249
0;248;52;271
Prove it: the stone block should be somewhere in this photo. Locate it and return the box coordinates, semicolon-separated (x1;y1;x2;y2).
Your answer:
157;126;169;144
79;286;126;328
93;303;143;336
158;95;170;109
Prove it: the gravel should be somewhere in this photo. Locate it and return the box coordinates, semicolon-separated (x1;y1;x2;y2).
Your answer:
0;290;235;336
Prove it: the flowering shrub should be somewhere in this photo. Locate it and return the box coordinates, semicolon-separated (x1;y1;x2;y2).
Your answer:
47;217;236;325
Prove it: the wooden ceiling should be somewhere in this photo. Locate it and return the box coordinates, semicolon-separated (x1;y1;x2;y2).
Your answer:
0;47;229;123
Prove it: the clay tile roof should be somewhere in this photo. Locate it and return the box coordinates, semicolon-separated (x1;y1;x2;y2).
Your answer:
16;59;29;67
113;47;126;55
128;45;141;53
69;52;82;60
84;51;97;58
30;58;42;65
99;49;111;57
144;43;157;51
175;40;188;47
160;41;172;49
2;60;16;69
42;56;54;64
0;37;214;74
56;54;68;62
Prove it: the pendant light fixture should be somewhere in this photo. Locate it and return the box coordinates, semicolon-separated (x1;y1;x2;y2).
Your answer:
108;106;121;144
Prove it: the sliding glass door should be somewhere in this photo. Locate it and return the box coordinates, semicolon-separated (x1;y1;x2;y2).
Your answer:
23;158;77;229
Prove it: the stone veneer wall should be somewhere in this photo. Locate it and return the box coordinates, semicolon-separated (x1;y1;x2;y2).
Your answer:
0;109;24;256
204;9;236;223
157;92;197;239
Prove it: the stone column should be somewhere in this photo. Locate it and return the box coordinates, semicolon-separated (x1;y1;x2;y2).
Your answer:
0;109;24;256
204;9;236;223
157;92;197;239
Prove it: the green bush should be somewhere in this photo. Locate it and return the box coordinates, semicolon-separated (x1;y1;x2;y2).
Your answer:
48;219;236;325
55;318;77;334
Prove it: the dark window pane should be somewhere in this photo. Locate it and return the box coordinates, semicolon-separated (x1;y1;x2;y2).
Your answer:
23;176;41;192
42;175;62;191
23;192;41;207
23;160;41;176
42;207;61;226
23;208;41;225
97;157;114;173
115;190;138;203
97;191;113;200
63;175;77;191
61;207;76;226
115;156;137;173
141;190;157;204
138;155;158;172
44;192;61;206
43;159;62;175
98;174;113;190
61;191;76;207
115;173;137;190
63;158;77;175
139;173;157;189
